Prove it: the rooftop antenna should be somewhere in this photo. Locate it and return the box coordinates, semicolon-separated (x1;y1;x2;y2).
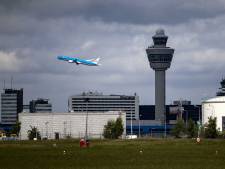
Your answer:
3;79;5;90
11;76;13;89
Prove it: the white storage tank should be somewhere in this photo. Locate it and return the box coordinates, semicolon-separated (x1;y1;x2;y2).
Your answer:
202;96;225;131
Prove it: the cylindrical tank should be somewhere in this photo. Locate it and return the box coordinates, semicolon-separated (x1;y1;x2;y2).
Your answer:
202;96;225;131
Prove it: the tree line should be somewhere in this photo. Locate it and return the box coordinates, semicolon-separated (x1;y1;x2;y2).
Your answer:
172;116;223;138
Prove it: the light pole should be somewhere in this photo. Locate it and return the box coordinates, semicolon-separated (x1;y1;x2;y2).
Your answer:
179;99;183;119
63;121;67;138
195;105;201;137
164;107;167;138
36;127;38;139
138;114;142;138
185;110;188;128
69;120;72;137
45;121;49;139
85;98;90;141
130;108;133;135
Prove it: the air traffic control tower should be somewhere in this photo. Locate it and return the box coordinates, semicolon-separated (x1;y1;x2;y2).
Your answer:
146;29;174;123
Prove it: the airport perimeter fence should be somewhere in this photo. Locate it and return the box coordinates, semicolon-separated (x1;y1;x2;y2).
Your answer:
1;132;173;141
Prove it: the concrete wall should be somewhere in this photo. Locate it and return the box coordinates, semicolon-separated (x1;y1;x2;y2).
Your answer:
19;111;126;140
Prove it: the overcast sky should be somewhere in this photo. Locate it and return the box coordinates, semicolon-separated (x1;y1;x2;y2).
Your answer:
1;0;225;111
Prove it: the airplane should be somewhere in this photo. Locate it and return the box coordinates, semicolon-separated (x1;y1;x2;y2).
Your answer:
57;55;101;66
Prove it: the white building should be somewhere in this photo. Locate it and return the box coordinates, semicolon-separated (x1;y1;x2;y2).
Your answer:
19;111;126;140
68;92;139;120
202;96;225;131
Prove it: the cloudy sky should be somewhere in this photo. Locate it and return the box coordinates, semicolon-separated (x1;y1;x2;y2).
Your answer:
1;0;225;111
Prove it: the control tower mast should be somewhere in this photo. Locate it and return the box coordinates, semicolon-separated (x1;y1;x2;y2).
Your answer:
146;29;175;123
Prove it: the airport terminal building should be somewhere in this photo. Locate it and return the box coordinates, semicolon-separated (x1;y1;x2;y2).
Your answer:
68;92;139;120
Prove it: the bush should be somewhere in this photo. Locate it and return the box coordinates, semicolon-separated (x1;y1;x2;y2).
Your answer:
204;116;219;138
187;119;198;138
217;130;225;139
103;120;115;139
171;119;186;138
114;117;124;138
27;126;41;140
103;117;124;139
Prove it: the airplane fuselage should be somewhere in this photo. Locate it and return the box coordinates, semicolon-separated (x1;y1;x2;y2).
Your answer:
57;56;100;66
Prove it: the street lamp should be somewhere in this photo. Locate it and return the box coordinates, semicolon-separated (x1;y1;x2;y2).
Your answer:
130;108;133;135
164;110;167;138
63;121;67;138
185;110;188;128
194;105;201;137
85;98;90;141
138;114;142;138
45;121;49;139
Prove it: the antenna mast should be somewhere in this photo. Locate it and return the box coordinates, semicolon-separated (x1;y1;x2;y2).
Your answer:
3;80;5;90
11;76;13;89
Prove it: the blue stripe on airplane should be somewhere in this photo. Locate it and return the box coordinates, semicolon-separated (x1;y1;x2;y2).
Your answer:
57;56;100;66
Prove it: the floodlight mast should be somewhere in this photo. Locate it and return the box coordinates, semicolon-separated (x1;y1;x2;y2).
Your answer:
146;29;174;126
85;98;89;141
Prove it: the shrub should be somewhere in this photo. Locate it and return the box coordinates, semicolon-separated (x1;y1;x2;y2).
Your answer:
171;119;186;138
27;126;41;140
187;119;198;138
204;116;219;138
103;117;124;139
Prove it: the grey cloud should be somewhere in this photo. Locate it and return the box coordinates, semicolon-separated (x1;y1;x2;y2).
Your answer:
1;0;225;25
1;1;225;111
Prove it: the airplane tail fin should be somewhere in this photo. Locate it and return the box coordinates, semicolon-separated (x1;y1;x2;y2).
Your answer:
90;57;101;65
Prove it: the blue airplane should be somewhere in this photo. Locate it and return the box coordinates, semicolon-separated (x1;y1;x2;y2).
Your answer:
57;55;101;66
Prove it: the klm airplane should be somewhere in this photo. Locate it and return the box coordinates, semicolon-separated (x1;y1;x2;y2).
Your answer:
57;56;101;66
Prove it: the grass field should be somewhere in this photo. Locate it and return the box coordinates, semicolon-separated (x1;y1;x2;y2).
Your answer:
0;139;225;169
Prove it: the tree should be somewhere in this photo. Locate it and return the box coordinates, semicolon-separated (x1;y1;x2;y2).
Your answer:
171;119;186;138
103;120;115;139
103;117;124;139
114;117;124;139
27;126;41;140
204;116;219;138
186;119;198;138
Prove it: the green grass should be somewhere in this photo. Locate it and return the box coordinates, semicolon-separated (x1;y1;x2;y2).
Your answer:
0;139;225;169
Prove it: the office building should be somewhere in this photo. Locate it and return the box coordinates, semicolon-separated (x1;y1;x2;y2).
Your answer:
23;105;30;113
19;111;126;140
29;98;52;113
139;103;201;123
173;100;191;106
68;92;139;120
1;88;23;125
146;29;175;124
129;103;201;135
